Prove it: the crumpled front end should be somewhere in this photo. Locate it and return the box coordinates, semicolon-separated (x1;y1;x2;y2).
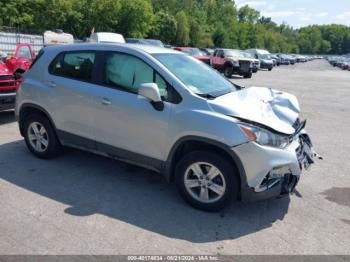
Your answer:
0;74;18;111
232;122;317;202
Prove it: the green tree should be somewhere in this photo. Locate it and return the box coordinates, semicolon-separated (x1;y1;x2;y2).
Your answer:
238;5;260;23
149;11;177;44
117;0;154;38
175;11;190;46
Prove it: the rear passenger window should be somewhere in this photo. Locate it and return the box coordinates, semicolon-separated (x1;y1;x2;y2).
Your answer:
49;52;95;81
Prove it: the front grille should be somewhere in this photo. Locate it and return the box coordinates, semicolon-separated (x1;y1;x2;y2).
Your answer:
0;88;16;94
239;60;251;70
0;75;14;81
0;81;15;87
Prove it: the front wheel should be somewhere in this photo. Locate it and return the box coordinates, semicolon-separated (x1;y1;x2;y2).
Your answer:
175;151;239;211
268;67;273;71
243;72;252;78
224;66;233;78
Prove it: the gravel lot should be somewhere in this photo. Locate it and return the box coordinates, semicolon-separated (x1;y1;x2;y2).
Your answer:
0;60;349;255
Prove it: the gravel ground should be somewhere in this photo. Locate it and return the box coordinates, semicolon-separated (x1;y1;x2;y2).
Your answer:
0;60;349;255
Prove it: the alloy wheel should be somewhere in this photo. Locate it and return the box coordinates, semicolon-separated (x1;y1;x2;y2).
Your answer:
27;122;49;153
184;162;226;203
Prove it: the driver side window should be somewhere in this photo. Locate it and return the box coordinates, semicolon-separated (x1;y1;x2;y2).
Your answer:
104;52;168;98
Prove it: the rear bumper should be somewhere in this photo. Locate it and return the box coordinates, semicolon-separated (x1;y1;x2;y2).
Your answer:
0;93;16;111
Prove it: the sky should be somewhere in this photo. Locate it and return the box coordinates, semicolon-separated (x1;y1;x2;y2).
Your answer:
235;0;350;28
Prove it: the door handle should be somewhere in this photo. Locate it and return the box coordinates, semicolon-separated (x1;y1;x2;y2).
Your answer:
101;98;111;105
49;81;56;88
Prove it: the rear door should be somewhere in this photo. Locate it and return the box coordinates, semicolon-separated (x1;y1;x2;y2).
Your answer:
46;50;99;149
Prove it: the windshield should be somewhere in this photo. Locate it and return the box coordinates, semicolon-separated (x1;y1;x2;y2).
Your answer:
242;52;254;58
224;49;241;57
259;53;271;59
154;53;236;97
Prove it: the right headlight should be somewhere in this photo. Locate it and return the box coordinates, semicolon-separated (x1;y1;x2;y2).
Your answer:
238;123;290;149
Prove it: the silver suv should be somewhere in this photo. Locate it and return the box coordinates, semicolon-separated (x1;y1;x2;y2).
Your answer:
15;44;316;211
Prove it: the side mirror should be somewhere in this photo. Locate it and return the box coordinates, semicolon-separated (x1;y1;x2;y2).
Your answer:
138;83;164;111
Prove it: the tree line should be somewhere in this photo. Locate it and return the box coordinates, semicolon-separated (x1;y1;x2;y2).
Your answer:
1;0;350;54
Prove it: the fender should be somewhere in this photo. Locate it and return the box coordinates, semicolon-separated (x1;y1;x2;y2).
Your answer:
18;103;57;137
163;135;247;187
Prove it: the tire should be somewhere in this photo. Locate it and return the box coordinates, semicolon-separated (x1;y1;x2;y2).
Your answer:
175;151;239;211
268;67;273;71
224;65;233;78
243;72;252;78
23;113;61;159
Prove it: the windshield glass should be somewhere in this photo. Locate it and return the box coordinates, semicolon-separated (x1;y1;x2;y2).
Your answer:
259;53;271;59
154;53;236;97
242;52;253;58
224;49;241;57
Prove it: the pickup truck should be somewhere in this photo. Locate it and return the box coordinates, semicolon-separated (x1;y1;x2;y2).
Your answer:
0;43;35;112
210;49;253;78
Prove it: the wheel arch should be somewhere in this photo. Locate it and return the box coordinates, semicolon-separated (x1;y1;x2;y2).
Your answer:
18;103;57;138
224;61;234;68
164;136;247;198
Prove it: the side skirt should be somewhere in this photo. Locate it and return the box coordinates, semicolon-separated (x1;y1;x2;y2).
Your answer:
57;130;165;174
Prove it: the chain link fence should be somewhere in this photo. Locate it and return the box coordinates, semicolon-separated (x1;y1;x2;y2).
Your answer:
0;26;44;54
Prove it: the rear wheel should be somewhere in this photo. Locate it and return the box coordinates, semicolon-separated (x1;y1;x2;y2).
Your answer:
175;151;238;211
23;114;61;159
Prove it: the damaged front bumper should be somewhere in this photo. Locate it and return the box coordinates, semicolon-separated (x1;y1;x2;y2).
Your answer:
232;129;316;202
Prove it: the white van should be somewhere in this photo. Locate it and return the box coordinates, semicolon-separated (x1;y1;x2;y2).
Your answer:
245;48;274;71
90;32;125;44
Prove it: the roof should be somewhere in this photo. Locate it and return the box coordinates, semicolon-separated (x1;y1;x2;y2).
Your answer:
45;43;179;55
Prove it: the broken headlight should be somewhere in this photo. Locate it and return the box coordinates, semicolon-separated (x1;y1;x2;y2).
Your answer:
238;123;290;149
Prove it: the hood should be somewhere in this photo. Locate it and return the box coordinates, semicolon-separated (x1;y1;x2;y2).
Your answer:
207;87;300;135
193;55;210;60
0;63;12;76
261;59;273;64
227;56;251;62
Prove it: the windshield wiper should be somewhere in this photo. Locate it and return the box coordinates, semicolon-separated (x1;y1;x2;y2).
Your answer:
196;93;217;99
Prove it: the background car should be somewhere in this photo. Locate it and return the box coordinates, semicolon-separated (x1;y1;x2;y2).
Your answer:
174;47;211;65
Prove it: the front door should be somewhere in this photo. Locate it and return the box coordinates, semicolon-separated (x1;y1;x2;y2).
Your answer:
93;52;172;166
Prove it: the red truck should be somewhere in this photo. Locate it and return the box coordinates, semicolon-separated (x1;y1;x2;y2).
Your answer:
211;48;253;78
0;43;35;112
174;47;211;65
